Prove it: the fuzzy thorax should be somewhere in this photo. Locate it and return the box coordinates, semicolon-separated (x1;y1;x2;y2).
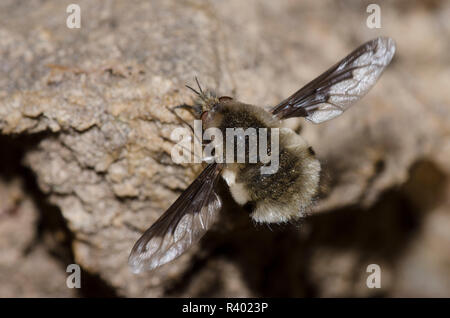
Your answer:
222;126;321;224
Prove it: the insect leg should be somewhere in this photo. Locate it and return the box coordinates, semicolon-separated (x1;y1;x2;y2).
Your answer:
169;105;204;148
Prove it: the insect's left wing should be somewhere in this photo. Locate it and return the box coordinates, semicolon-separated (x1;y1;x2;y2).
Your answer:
271;37;396;123
128;163;223;273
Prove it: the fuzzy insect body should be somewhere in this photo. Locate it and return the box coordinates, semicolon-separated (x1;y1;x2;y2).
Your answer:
129;37;396;273
202;99;321;223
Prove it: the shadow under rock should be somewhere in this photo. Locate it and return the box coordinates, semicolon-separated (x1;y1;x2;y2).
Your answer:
166;158;447;297
0;133;118;297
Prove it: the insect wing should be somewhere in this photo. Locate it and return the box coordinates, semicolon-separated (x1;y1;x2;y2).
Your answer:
271;37;396;123
128;163;223;273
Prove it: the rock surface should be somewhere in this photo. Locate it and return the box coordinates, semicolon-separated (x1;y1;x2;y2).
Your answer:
0;0;449;297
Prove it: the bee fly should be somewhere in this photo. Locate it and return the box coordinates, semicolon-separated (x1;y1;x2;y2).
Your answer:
129;37;396;273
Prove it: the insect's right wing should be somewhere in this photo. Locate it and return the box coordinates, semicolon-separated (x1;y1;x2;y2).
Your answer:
128;163;223;273
271;37;396;123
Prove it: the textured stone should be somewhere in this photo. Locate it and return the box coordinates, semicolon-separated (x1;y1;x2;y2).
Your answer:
0;0;449;297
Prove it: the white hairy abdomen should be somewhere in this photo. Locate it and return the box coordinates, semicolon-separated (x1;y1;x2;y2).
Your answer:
222;167;250;205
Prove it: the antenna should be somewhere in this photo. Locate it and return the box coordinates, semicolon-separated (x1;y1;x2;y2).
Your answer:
185;76;206;101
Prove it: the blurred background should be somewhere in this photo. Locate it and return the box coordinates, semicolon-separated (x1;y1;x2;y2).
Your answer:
0;0;448;297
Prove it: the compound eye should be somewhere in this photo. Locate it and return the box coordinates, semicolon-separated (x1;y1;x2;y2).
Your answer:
201;111;209;122
219;96;233;102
